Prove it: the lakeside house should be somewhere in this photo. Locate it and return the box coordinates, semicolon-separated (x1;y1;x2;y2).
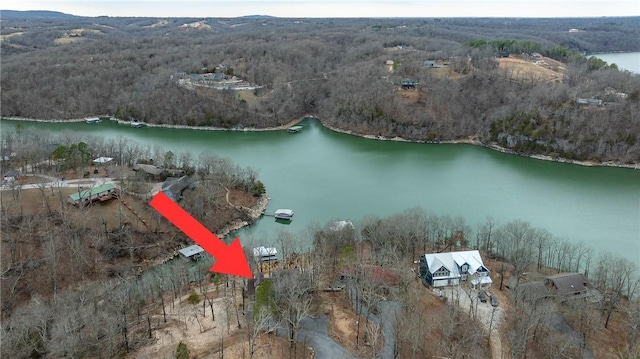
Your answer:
68;183;118;206
418;250;492;288
544;272;599;301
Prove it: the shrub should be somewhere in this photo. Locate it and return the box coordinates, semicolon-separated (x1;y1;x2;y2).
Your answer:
252;180;266;196
176;341;190;359
187;290;200;305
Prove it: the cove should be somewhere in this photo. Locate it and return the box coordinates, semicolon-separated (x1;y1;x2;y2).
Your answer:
1;118;639;265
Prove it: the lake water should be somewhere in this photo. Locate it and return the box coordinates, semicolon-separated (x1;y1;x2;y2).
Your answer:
592;51;640;73
1;118;639;265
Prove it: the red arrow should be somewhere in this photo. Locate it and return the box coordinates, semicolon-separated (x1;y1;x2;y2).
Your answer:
150;191;253;278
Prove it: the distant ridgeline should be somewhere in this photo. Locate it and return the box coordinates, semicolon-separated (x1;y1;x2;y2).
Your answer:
0;10;77;19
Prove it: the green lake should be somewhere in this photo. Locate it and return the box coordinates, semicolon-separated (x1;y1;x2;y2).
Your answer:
2;118;639;263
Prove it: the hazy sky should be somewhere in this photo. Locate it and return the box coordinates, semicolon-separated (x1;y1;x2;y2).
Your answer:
3;0;639;18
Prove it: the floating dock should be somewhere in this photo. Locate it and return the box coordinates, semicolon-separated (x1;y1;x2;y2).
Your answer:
287;125;303;133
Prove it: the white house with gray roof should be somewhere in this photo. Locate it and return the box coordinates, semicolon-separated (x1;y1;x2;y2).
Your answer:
418;250;492;288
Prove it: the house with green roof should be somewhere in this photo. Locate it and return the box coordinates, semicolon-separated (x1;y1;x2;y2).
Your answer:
68;183;118;206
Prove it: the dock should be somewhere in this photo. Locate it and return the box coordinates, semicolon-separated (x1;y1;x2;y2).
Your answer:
131;121;146;128
287;125;303;133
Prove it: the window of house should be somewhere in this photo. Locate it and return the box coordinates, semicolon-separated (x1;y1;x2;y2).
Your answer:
433;267;449;277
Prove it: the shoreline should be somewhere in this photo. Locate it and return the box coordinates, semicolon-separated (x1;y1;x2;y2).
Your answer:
1;115;305;132
3;115;638;170
320;120;640;170
145;192;270;269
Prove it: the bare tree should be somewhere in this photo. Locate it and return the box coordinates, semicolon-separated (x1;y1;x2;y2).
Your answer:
271;269;315;349
247;306;273;359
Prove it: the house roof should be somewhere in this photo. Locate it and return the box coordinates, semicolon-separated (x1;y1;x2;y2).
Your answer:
275;209;294;216
93;156;113;164
69;183;116;201
253;246;277;257
330;220;354;231
545;272;593;294
178;244;205;258
422;250;489;277
400;79;417;85
516;281;551;301
133;163;163;176
340;264;402;287
161;176;194;201
253;246;278;262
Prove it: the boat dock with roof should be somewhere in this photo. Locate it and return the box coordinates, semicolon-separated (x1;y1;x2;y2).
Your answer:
287;125;303;133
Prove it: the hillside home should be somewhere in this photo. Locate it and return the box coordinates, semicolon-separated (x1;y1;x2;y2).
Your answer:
544;272;598;301
418;250;492;288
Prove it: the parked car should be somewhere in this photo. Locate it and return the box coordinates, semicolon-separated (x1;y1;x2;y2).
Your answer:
478;291;487;303
490;294;498;307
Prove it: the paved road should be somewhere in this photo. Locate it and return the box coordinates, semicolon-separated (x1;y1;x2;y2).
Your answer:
1;174;118;191
267;315;354;359
347;286;401;359
363;301;401;359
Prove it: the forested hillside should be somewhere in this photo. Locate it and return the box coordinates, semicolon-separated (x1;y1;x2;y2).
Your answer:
2;16;639;163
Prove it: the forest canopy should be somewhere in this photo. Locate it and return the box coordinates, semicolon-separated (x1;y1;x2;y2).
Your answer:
1;16;639;163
